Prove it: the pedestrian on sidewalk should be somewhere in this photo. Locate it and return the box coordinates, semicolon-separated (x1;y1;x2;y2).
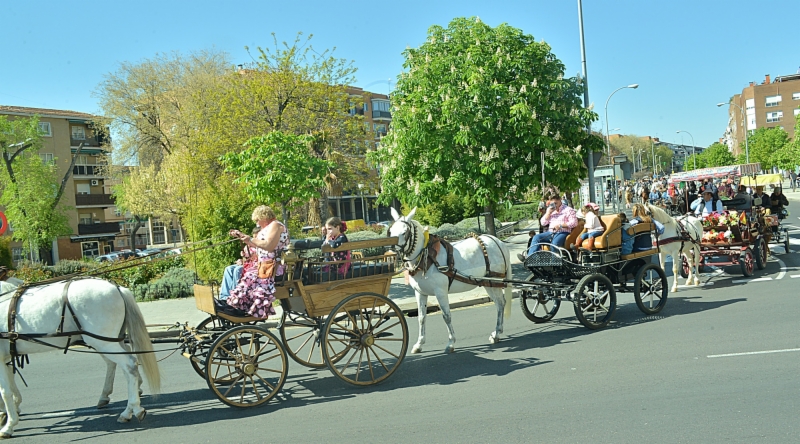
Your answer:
790;171;797;192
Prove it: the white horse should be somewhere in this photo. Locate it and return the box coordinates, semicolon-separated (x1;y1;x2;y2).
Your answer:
645;203;704;292
388;208;513;354
0;278;160;438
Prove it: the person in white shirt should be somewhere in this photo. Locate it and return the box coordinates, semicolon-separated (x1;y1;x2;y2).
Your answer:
692;188;724;216
575;202;604;251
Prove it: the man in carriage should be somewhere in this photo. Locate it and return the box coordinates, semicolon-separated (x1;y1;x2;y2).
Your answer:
692;187;724;216
519;194;578;261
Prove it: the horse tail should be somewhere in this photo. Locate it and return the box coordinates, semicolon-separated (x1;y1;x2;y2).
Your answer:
503;244;513;319
121;288;161;394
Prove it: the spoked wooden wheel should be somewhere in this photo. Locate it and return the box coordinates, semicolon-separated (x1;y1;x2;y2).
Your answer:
754;238;767;270
191;316;231;380
520;274;560;323
279;311;347;368
572;273;616;330
322;292;408;386
740;247;755;277
680;255;690;279
205;325;288;408
634;264;668;315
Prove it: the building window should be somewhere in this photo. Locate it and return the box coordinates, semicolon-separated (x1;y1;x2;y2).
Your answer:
373;123;387;137
793;93;800;101
81;241;100;258
39;152;54;164
765;95;782;107
766;111;783;123
76;183;90;195
79;213;93;225
11;248;24;263
38;122;52;137
372;100;391;112
72;126;86;140
795;109;800;117
363;103;368;113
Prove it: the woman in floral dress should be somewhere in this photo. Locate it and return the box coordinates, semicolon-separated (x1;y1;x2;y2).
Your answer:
227;205;289;318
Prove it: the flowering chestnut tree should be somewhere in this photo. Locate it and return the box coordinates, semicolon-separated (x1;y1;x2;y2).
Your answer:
371;17;603;213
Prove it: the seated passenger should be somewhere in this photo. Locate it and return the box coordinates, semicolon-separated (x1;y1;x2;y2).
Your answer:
692;188;724;217
575;202;603;251
225;205;290;319
620;213;635;255
519;195;578;260
219;226;259;301
732;185;752;212
321;217;351;276
627;204;655;253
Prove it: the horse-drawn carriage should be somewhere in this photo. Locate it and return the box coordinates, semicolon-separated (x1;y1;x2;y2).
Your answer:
518;213;669;330
669;164;768;277
740;173;791;255
182;237;408;407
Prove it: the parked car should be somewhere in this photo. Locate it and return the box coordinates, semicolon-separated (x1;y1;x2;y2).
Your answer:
136;248;164;258
117;251;138;260
95;253;121;263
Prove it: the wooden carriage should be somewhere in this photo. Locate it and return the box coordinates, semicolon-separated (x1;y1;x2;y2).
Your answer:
185;237;408;408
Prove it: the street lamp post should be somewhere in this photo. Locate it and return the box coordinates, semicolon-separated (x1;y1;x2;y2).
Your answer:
717;102;750;163
577;0;597;208
676;130;696;169
604;84;638;213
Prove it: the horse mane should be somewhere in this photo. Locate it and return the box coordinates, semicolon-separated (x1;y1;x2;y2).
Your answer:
645;203;673;226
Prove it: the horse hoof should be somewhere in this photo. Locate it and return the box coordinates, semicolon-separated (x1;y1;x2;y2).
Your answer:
136;410;147;422
489;336;498;344
0;432;11;440
117;416;131;423
444;345;454;354
97;399;110;409
411;345;422;354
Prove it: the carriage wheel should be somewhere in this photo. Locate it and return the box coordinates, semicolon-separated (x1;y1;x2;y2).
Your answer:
754;238;767;270
519;274;560;323
572;273;616;330
190;316;231;380
680;255;690;279
205;325;288;408
279;312;347;368
739;247;755;277
784;229;791;254
634;264;668;315
322;292;408;386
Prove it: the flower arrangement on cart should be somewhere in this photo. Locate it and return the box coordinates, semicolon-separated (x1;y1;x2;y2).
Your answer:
701;210;743;243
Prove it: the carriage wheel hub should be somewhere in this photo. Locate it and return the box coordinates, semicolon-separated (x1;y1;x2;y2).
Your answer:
242;363;256;376
361;333;375;347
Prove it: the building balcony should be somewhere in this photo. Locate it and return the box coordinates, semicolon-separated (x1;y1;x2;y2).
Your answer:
78;222;121;235
372;110;392;120
72;164;107;178
70;135;106;147
75;193;115;207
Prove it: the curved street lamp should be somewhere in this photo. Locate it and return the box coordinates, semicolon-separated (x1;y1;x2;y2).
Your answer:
717;102;750;163
604;84;638;211
676;130;696;169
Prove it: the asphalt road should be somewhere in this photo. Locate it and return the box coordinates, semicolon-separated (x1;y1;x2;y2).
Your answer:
11;200;800;443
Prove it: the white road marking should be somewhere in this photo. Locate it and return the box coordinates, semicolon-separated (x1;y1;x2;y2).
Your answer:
775;257;787;280
792;275;800;278
708;348;800;358
730;277;772;284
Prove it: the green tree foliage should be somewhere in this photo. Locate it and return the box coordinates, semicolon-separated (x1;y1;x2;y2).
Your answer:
769;115;800;171
606;135;673;174
409;194;482;227
0;116;72;255
689;142;736;169
0;236;13;269
371;17;602;212
746;127;791;170
220;131;333;223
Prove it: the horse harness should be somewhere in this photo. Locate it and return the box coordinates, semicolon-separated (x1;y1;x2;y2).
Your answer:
4;279;127;370
406;233;507;289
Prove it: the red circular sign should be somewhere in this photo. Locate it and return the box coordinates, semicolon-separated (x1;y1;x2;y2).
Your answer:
0;212;7;236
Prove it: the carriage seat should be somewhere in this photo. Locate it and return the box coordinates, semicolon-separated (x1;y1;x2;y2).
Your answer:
564;219;586;249
590;215;622;250
290;238;324;250
306;262;396;284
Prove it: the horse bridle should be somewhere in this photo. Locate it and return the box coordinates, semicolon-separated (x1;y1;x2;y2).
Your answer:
388;219;419;259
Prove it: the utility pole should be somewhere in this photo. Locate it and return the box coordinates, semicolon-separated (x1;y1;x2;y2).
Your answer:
577;0;596;206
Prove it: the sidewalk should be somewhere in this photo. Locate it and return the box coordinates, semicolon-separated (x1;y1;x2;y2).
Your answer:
140;224;537;337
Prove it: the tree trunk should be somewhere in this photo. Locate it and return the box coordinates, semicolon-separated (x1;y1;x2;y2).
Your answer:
281;202;289;227
483;205;496;236
130;215;145;251
318;191;330;224
307;197;321;228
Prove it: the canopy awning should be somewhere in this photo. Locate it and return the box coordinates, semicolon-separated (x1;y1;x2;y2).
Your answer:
739;174;784;187
669;163;761;183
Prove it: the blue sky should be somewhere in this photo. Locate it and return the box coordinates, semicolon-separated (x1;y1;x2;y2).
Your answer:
2;0;797;148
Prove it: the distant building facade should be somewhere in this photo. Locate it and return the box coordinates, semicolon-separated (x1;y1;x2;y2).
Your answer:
0;106;184;264
723;73;800;157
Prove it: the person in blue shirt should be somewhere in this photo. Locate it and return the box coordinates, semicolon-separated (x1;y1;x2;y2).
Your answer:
649;189;660;204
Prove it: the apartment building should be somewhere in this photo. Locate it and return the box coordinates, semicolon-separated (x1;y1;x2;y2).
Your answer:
325;88;394;223
0;106;187;263
723;73;800;156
